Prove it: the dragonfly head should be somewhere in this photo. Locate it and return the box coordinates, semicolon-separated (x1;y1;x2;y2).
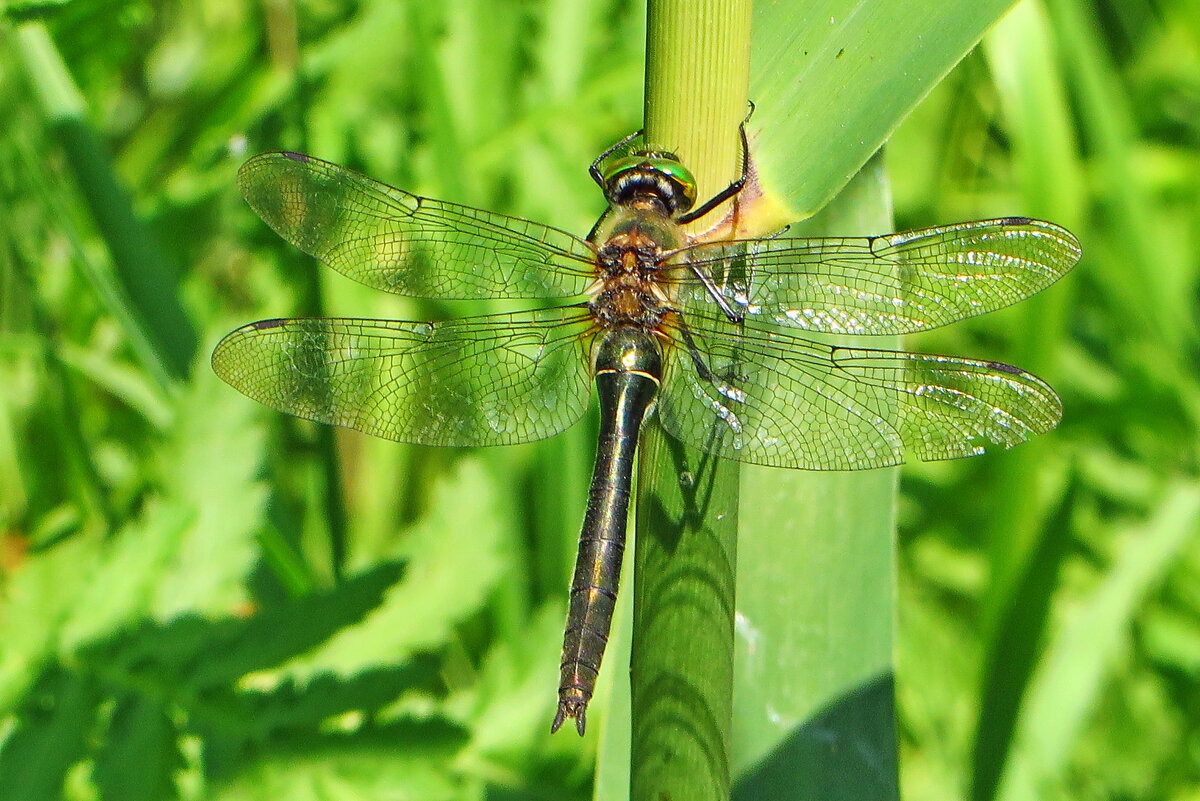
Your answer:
600;151;698;217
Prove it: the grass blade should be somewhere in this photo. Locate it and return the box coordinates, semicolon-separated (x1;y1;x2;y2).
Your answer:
995;482;1200;800
14;22;195;382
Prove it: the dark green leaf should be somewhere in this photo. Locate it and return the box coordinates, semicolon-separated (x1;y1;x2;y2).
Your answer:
93;694;184;801
0;667;100;801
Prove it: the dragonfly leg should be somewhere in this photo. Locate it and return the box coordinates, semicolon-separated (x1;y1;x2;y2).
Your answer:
675;318;748;437
675;105;753;225
585;212;609;243
589;129;644;190
685;260;746;323
677;319;723;385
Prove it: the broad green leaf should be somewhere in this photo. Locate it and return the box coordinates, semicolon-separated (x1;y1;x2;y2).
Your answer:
746;0;1017;227
728;2;1025;796
732;153;898;799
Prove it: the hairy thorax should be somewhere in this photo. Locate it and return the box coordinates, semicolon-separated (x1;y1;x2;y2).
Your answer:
588;202;686;330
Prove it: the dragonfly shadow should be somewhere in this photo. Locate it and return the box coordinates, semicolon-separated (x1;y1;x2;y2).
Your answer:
631;421;740;791
640;391;743;555
631;670;733;793
636;419;739;612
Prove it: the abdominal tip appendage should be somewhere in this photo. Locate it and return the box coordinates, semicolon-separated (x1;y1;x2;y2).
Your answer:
551;700;588;736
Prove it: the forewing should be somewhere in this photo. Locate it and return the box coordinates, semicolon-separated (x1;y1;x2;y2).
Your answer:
657;314;1062;470
212;307;594;447
670;218;1080;335
238;152;596;299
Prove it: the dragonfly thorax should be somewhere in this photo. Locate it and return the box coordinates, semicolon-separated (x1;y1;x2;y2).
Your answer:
592;204;687;260
590;210;680;330
590;281;668;328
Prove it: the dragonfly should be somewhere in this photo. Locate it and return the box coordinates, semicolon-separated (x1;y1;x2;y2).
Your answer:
212;129;1080;736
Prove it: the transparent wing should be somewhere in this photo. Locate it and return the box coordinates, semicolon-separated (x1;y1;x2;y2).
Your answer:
657;313;1062;470
667;218;1080;335
212;307;595;447
238;152;596;299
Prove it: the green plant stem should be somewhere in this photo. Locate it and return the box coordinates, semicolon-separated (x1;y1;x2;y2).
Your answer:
633;2;751;800
644;1;752;208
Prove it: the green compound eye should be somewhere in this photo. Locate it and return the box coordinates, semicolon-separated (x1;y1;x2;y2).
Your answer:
599;155;647;184
650;159;697;200
601;154;698;211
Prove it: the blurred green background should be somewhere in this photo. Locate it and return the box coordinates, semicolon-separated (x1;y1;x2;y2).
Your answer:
1;0;1197;799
